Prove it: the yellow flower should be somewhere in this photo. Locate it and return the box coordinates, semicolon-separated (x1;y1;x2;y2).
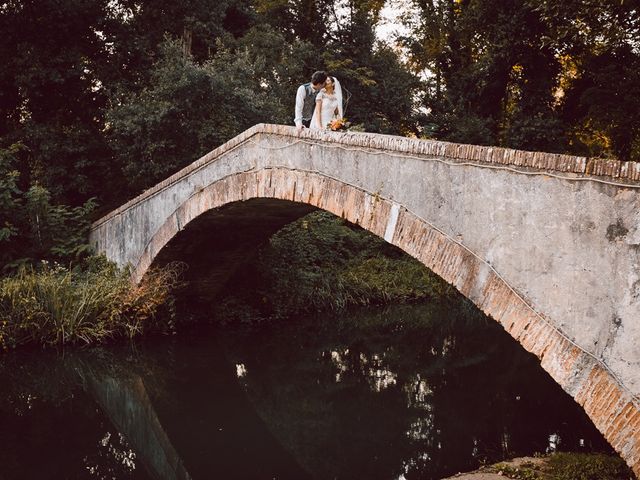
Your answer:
329;118;349;131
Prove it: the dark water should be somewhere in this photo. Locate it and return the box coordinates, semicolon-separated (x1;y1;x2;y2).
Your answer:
0;303;613;480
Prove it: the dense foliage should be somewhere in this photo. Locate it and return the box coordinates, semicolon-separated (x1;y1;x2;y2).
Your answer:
215;211;455;322
399;0;640;159
0;144;96;272
0;0;424;271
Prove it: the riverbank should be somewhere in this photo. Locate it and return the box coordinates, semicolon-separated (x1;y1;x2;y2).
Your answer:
443;453;635;480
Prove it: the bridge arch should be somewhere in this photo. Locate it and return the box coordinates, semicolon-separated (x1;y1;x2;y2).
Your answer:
91;125;640;474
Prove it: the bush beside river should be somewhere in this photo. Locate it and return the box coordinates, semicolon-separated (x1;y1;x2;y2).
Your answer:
214;211;457;324
448;453;634;480
0;257;182;349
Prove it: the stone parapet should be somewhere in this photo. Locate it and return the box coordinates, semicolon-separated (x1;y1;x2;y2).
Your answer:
92;124;640;230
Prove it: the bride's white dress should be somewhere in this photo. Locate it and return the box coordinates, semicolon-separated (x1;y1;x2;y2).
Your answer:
310;90;342;130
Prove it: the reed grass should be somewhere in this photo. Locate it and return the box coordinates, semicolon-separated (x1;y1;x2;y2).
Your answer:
0;258;182;349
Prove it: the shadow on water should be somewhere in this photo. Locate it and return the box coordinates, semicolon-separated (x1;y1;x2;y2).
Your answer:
0;301;614;480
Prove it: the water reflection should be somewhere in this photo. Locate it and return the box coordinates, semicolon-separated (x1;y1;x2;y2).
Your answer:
0;302;615;480
78;365;192;480
220;302;614;479
0;351;153;479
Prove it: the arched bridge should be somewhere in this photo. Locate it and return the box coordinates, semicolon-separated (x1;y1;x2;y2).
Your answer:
90;124;640;475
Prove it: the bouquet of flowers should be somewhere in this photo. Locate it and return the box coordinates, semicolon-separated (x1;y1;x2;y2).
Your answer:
328;117;351;131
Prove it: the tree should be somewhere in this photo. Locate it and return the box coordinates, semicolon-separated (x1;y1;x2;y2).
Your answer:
252;0;330;44
0;144;95;271
0;0;116;204
235;23;319;124
532;0;640;160
111;0;251;61
401;0;640;159
107;39;286;195
401;0;566;149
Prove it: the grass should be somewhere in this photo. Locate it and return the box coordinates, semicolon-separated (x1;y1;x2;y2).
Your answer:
0;257;182;349
547;452;633;480
492;452;634;480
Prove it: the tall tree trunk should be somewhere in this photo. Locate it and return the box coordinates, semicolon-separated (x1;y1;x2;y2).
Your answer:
182;26;192;57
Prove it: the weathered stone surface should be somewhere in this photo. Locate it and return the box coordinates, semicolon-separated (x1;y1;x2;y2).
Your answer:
90;124;640;475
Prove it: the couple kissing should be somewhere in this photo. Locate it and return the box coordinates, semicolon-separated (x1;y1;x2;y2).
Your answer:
294;71;344;131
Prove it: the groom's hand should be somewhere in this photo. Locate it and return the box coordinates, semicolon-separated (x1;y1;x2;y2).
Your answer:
296;124;305;132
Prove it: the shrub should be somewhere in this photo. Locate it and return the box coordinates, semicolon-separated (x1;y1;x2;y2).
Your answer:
215;211;457;323
340;255;454;306
547;452;633;480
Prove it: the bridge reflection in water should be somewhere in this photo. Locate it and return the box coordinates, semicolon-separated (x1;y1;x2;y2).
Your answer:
0;304;616;479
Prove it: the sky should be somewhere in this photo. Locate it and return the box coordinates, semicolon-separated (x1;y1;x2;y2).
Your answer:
376;0;411;44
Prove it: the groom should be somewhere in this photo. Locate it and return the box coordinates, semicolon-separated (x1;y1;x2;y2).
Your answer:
294;71;328;130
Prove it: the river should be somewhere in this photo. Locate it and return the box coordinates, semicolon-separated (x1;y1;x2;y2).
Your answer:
0;302;612;479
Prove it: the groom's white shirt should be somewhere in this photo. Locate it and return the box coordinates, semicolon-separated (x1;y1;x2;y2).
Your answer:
294;84;309;128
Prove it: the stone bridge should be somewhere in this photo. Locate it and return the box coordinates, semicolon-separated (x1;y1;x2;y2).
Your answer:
90;124;640;475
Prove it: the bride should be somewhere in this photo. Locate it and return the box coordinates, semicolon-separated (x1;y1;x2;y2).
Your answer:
310;76;344;130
